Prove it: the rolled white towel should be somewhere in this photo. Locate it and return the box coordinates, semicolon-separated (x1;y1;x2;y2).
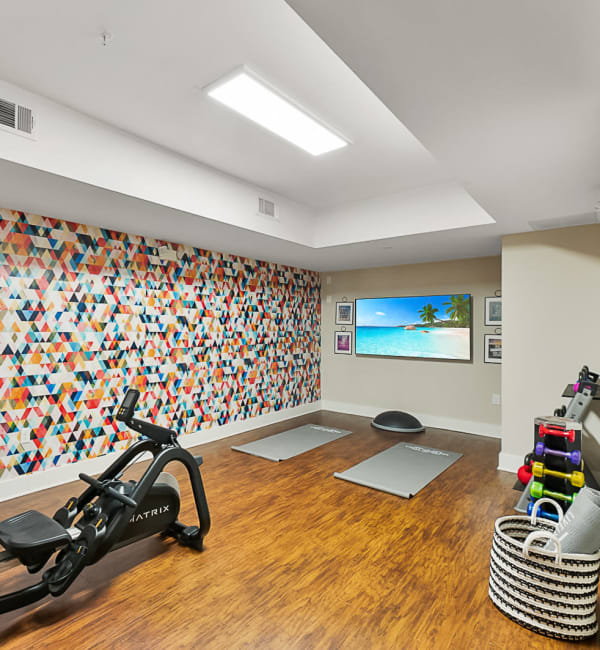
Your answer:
545;486;600;554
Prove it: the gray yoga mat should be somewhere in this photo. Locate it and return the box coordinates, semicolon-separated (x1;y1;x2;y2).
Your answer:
232;424;351;462
334;442;462;498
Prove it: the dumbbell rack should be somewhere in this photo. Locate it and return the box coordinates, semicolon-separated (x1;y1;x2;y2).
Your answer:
528;416;583;520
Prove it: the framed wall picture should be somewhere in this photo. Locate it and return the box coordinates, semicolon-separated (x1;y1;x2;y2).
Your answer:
484;296;502;326
484;334;502;364
334;330;353;355
336;301;354;325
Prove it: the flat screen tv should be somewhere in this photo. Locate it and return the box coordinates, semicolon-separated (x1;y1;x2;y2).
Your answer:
355;294;472;361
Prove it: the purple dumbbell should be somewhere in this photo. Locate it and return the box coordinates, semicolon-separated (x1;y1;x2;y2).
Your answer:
535;442;581;465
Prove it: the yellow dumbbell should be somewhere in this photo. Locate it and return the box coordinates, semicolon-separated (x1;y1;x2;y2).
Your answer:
532;461;585;488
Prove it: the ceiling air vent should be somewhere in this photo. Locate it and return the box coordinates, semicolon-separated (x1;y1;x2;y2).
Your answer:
0;97;36;139
258;197;276;219
528;212;600;231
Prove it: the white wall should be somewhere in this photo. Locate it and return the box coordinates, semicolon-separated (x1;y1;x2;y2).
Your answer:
0;79;316;246
321;256;502;436
500;224;600;473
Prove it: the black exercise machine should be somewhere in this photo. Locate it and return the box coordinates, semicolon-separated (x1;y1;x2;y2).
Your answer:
0;388;210;614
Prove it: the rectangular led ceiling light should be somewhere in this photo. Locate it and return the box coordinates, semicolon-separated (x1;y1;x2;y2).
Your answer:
205;67;349;156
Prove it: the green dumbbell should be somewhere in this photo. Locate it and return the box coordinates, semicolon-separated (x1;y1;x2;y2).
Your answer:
532;462;585;488
530;481;578;503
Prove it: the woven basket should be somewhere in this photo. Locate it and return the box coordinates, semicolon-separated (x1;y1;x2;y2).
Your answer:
489;498;600;641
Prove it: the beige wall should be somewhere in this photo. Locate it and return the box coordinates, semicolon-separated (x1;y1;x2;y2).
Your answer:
500;224;600;473
321;256;502;436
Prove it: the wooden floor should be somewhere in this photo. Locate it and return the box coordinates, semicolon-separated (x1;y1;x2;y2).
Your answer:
0;411;598;649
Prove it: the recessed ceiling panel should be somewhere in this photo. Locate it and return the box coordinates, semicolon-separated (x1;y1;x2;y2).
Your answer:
0;0;453;209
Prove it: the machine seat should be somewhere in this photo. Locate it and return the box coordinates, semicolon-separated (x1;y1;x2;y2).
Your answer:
0;510;71;566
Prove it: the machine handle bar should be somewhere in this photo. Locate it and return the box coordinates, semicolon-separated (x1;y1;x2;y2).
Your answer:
78;473;138;508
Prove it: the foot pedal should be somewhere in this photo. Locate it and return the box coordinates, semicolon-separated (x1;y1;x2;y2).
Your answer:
180;526;199;542
178;526;203;550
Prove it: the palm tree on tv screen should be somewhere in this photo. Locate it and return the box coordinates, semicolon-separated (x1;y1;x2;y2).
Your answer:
418;304;439;325
442;295;470;327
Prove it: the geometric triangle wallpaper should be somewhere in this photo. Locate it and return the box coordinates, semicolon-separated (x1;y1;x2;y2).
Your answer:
0;208;321;482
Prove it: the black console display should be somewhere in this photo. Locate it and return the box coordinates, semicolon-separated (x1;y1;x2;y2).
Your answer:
117;389;140;422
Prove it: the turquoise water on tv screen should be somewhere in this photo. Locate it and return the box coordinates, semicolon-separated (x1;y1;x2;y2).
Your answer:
355;326;470;360
355;295;471;360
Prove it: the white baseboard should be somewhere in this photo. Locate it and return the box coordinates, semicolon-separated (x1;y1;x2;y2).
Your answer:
0;400;322;503
497;451;522;474
321;400;501;438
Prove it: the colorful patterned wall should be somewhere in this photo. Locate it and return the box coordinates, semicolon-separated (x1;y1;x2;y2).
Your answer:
0;208;321;483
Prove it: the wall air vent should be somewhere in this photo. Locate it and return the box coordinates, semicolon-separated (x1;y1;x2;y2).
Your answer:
0;97;36;139
17;105;34;134
258;197;276;219
0;98;16;129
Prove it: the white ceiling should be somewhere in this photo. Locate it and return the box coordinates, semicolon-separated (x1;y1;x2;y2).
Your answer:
286;0;600;233
0;1;597;270
0;0;451;210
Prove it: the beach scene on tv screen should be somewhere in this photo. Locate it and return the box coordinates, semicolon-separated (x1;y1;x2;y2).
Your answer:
355;294;471;360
